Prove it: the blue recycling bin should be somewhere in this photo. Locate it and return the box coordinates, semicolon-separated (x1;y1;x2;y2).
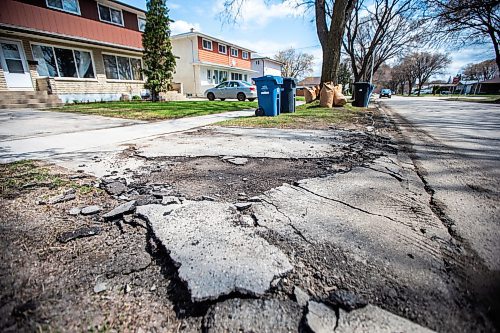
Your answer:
281;78;297;113
253;75;283;116
352;82;374;107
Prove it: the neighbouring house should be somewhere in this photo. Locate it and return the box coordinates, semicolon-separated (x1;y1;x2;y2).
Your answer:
0;0;149;104
171;30;256;97
250;55;283;80
475;76;500;94
298;76;320;88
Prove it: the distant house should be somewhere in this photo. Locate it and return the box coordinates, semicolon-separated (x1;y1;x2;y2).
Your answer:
250;55;282;80
476;76;500;94
171;31;256;97
298;76;321;88
0;0;147;103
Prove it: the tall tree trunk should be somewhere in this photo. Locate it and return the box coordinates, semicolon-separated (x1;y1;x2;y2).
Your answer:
487;28;500;72
316;0;354;85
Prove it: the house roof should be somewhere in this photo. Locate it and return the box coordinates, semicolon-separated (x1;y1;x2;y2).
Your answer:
480;76;500;84
251;54;284;65
171;31;255;53
298;76;321;86
105;0;146;15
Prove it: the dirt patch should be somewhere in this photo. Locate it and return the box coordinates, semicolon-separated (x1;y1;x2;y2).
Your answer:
0;165;201;332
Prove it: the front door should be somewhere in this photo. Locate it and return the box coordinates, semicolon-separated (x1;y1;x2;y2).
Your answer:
0;39;33;90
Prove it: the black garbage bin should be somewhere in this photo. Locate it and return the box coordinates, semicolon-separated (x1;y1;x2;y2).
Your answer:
352;82;374;107
280;78;297;113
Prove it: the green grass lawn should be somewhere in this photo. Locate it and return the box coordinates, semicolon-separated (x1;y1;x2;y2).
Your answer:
217;101;366;129
53;100;258;120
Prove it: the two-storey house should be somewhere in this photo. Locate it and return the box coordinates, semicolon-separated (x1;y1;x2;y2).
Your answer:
250;55;283;81
171;31;256;97
0;0;146;103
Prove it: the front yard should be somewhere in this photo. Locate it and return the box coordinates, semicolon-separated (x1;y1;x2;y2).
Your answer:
53;101;258;120
218;101;367;129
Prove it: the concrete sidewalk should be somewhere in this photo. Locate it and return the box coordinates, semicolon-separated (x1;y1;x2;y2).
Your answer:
0;109;253;163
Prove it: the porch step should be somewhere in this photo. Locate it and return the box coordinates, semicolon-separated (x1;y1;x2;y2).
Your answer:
0;91;63;109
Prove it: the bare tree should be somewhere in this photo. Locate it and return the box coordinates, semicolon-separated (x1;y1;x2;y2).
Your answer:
462;59;498;82
404;52;451;95
275;48;315;79
428;0;500;71
343;0;429;82
220;0;356;85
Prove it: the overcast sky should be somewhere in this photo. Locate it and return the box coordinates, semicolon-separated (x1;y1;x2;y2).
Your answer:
124;0;495;79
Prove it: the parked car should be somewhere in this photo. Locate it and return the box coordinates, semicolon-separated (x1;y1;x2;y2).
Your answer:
379;88;392;98
205;81;257;101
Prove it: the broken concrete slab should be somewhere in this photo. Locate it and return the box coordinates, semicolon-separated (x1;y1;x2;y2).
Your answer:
57;226;101;243
102;200;136;220
67;207;81;216
294;286;310;307
336;304;435;333
140;201;292;301
306;301;337;333
80;205;102;215
327;289;367;312
203;298;302;333
234;202;252;211
138;127;341;159
226;157;248;166
48;193;76;204
103;181;128;196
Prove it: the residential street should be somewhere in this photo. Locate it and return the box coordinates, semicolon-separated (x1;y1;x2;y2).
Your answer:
0;103;498;332
380;96;500;329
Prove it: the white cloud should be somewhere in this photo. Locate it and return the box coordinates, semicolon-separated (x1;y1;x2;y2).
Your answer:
215;0;304;29
171;20;201;35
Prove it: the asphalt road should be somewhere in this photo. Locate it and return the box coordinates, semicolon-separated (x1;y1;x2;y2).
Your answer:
380;96;500;327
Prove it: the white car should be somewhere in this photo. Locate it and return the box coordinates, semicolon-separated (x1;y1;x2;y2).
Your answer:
204;80;257;101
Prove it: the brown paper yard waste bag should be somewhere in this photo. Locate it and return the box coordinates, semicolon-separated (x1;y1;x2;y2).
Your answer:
319;82;335;108
304;88;316;103
333;84;347;106
314;85;321;99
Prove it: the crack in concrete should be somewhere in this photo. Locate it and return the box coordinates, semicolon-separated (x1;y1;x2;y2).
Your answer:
293;184;399;223
260;197;313;244
360;165;403;182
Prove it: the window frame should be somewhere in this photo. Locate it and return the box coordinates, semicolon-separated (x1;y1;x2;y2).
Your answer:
138;17;146;32
242;51;249;60
45;0;81;15
30;42;96;80
218;44;227;55
101;52;144;82
97;3;124;27
230;47;238;57
202;39;213;51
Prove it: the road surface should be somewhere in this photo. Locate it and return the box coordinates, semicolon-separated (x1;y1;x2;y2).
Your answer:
380;96;500;327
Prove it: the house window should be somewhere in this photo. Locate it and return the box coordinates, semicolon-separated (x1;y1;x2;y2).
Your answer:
32;44;94;78
218;44;227;54
214;69;228;84
231;73;243;81
207;69;212;83
255;60;260;65
244;74;248;81
46;0;80;14
103;54;143;81
98;3;123;26
231;48;238;57
242;51;249;59
138;17;146;32
202;39;212;51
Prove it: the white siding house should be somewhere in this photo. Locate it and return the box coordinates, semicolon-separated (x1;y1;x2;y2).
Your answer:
250;56;283;80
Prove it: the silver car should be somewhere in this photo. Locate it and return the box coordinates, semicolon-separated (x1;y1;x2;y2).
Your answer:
205;80;257;101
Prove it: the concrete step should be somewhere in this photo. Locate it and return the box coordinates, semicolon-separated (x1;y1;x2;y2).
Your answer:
0;102;64;109
0;90;63;109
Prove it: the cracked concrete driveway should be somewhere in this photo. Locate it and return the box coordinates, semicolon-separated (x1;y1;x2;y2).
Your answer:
1;105;497;332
